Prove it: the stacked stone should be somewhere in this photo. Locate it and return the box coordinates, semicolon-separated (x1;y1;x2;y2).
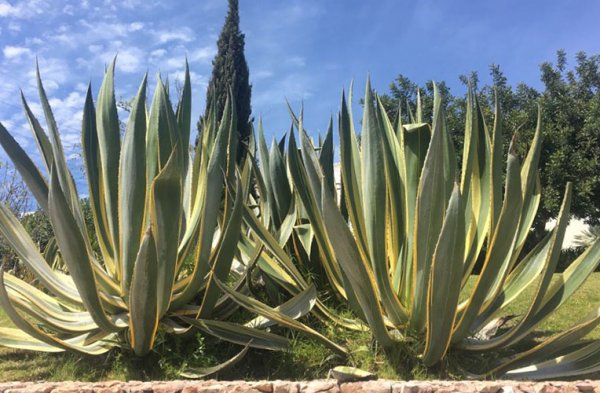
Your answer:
1;380;599;393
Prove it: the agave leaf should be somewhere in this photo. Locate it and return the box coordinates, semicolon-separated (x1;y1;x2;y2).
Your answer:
375;97;405;290
515;107;544;255
423;184;465;365
399;122;429;302
319;118;335;198
320;171;396;347
460;92;492;281
0;203;82;305
0;269;114;355
6;288;98;333
470;232;553;331
361;82;389;301
4;273;127;334
0;122;49;212
245;283;318;329
35;62;72;204
175;59;192;173
489;91;504;234
287;131;345;294
362;85;408;325
0;327;64;352
541;236;600;310
198;176;243;318
128;228;159;356
171;96;232;308
82;85;116;278
285;99;301;130
411;83;453;331
339;92;368;258
490;305;600;377
460;88;476;194
256;120;275;227
215;279;347;355
461;183;572;350
20;91;54;174
180;344;249;379
48;166;119;333
146;77;180;192
150;148;182;317
237;235;296;292
3;273;81;317
330;366;377;382
119;75;148;292
452;144;523;343
95;58;122;270
181;317;289;351
502;341;600;380
269;138;292;225
277;208;296;245
294;223;314;256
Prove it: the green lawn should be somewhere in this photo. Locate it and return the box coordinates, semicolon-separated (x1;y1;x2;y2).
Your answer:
0;273;599;381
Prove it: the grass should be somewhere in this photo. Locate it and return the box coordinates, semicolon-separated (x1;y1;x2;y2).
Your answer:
1;273;599;381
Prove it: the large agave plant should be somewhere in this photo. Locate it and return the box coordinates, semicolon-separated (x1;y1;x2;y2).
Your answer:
284;80;600;379
0;60;332;375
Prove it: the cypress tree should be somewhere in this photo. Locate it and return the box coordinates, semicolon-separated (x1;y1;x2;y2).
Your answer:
197;0;252;158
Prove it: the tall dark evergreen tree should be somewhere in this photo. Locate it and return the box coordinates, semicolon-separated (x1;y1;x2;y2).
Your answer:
197;0;252;158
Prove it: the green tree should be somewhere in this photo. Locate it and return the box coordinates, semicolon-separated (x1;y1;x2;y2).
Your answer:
535;50;600;227
197;0;252;159
381;51;600;237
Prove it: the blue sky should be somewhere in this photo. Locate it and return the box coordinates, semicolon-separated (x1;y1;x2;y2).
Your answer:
1;0;600;192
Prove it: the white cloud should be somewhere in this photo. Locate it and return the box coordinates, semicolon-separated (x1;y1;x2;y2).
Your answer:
26;37;44;46
0;1;17;17
0;0;50;19
129;22;144;31
88;44;103;54
151;48;166;58
111;47;145;73
26;58;71;92
3;45;31;60
189;46;215;63
254;73;314;106
77;20;142;42
62;4;75;15
155;28;195;44
165;57;185;71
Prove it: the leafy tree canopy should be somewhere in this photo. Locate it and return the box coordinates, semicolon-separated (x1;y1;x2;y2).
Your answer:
380;50;600;235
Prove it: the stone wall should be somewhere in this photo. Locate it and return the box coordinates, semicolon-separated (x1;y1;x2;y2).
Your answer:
1;380;599;393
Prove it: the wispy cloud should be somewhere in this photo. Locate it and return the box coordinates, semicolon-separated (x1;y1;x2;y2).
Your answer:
0;0;51;19
189;46;215;63
3;45;31;60
155;28;195;44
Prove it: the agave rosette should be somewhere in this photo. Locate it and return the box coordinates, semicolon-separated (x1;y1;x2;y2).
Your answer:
0;60;336;376
284;80;600;379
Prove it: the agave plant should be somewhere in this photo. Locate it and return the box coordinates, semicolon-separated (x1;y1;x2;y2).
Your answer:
284;79;600;379
0;59;340;376
239;117;370;332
